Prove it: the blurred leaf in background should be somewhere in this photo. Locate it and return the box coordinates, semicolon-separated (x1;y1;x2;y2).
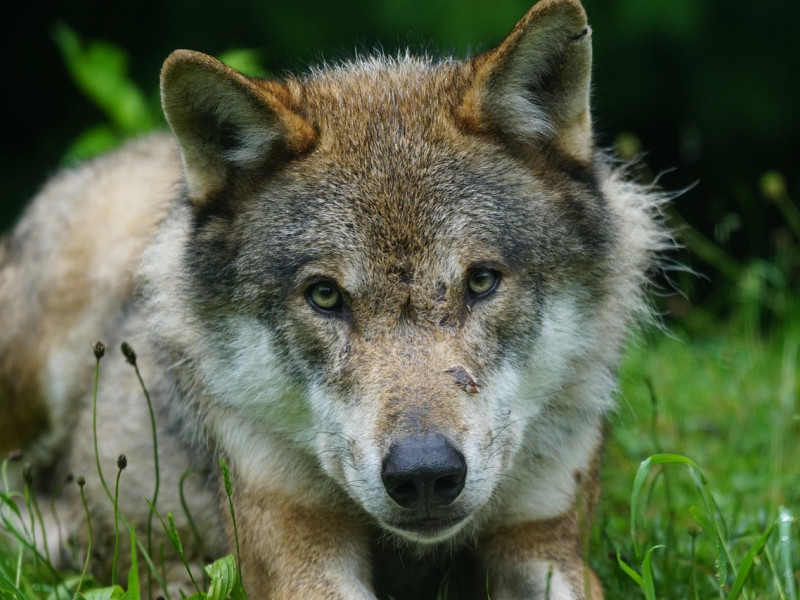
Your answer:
52;23;161;162
51;25;269;164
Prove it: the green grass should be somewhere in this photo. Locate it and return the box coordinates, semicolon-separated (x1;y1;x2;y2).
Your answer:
0;343;247;600
594;319;800;599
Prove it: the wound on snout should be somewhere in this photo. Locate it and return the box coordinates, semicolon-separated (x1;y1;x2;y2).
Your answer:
445;366;480;394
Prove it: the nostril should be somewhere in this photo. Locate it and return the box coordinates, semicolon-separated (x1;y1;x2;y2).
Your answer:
381;433;466;510
433;472;465;502
384;479;419;507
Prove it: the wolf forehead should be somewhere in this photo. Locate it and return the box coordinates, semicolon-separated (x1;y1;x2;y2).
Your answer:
190;58;612;277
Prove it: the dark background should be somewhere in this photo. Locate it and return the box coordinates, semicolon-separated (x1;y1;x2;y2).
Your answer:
3;0;799;317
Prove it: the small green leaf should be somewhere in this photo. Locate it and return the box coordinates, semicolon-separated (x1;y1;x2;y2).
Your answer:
205;554;238;600
81;585;127;600
0;492;24;519
631;454;705;559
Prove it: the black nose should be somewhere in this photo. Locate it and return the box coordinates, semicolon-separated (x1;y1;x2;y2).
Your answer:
381;433;466;510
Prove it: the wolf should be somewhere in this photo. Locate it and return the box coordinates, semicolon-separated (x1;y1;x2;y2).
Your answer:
0;0;665;598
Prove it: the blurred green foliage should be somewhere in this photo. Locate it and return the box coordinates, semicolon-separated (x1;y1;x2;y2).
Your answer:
52;23;161;161
50;24;269;162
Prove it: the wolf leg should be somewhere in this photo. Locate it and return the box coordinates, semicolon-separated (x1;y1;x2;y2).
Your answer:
229;484;375;599
480;512;603;600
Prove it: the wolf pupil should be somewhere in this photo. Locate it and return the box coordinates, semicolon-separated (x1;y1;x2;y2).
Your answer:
468;269;498;297
308;282;341;311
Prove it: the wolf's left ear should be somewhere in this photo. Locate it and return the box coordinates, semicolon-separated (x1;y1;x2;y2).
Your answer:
161;50;315;205
459;0;593;163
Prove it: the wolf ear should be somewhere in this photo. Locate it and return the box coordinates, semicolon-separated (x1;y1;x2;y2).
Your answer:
160;50;315;205
459;0;593;162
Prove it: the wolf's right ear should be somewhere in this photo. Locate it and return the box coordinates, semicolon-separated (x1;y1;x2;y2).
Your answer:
161;50;315;206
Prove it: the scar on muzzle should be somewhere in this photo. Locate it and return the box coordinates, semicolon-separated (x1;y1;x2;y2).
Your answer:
444;366;480;394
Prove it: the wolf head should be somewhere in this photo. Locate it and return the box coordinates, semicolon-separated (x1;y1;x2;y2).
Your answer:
153;0;660;545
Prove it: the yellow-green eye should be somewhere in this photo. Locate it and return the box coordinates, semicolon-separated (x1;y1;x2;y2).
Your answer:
307;281;343;312
467;269;500;298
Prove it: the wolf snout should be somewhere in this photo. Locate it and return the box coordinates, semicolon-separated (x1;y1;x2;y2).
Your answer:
381;433;466;510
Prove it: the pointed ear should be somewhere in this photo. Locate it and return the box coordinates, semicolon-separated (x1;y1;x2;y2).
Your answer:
160;50;316;205
459;0;593;163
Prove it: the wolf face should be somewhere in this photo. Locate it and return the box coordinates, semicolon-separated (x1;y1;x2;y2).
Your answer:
234;131;611;544
151;0;655;551
1;0;664;597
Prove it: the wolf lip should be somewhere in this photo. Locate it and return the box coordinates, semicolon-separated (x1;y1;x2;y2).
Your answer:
387;515;467;539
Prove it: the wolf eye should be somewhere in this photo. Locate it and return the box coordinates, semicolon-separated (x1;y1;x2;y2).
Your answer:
467;268;500;299
307;281;343;313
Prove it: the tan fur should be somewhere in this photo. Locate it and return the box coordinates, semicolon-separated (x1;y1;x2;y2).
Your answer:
232;482;375;599
482;513;603;600
0;1;667;598
480;447;604;599
0;137;179;462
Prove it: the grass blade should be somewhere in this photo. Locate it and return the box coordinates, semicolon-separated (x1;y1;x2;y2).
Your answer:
219;456;243;593
726;522;776;600
779;507;797;600
127;523;140;600
631;454;703;560
617;551;645;589
642;545;664;600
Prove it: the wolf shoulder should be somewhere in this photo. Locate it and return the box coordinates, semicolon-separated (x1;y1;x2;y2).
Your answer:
0;133;181;460
3;132;180;265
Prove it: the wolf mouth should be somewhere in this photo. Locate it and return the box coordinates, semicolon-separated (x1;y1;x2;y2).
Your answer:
384;514;470;542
